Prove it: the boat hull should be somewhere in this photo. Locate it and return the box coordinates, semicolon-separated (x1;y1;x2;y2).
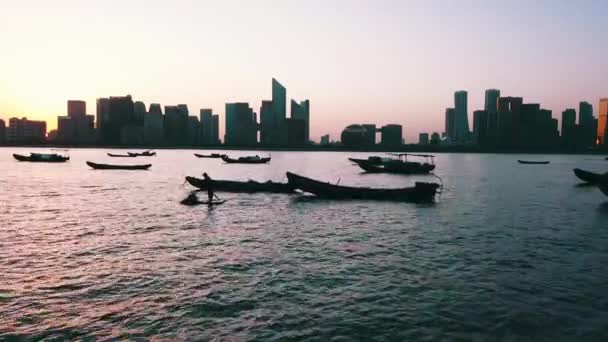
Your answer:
573;168;604;184
107;153;136;158
355;160;435;174
286;172;439;202
86;161;151;170
194;153;226;158
128;152;156;157
13;153;69;163
518;160;550;164
186;176;293;193
221;156;271;164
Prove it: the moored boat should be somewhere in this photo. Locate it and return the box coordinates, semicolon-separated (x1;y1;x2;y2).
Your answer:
107;153;136;158
573;168;605;184
128;151;156;157
13;153;69;163
186;176;293;193
518;160;550;164
86;161;151;170
285;172;439;202
349;153;435;174
194;153;226;158
221;155;271;164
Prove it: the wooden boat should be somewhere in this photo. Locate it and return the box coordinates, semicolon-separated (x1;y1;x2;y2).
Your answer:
573;168;606;184
86;161;151;170
285;172;440;202
180;193;226;206
194;153;226;158
186;176;293;193
13;153;69;163
350;153;436;174
221;155;271;164
518;160;550;164
107;153;136;158
128;151;156;157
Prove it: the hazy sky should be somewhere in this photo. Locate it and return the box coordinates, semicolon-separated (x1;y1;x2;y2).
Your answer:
1;0;606;142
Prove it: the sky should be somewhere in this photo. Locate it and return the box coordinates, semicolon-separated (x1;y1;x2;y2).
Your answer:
0;0;606;142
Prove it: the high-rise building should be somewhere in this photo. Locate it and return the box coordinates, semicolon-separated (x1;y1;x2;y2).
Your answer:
99;95;134;145
419;133;429;145
496;96;522;148
561;108;576;148
225;102;257;146
271;78;287;145
430;132;441;145
134;101;147;123
454;90;470;141
445;108;456;141
484;89;500;144
68;100;86;117
164;105;188;145
320;134;330;145
291;99;310;143
7;117;46;143
187;116;200;146
96;98;110;130
285;118;306;146
598;98;608;146
144;107;164;145
211;115;220;144
473;110;488;147
259;100;273;145
579;101;595;148
200;109;216;145
380;124;402;146
362;124;377;145
0;119;6;144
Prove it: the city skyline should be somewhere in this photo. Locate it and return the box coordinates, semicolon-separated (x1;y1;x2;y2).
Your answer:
1;0;607;142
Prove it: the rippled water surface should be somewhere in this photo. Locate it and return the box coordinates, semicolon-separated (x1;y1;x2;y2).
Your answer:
2;148;608;340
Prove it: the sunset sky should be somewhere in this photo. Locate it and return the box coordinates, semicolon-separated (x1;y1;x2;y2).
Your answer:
0;0;606;142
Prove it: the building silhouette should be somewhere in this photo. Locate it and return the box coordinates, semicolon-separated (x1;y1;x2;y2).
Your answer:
144;103;164;145
259;100;273;145
97;95;135;145
561;108;577;149
419;133;429;145
187;116;200;146
598;98;608;146
270;78;287;145
341;125;370;147
320;134;330;145
0;119;6;144
445;108;456;141
430;132;441;145
200;109;220;145
285;118;306;146
381;124;403;146
496;96;522;148
362;124;377;145
96;98;110;130
291;99;310;143
484;89;500;146
225;103;257;146
473;110;488;147
7;117;46;143
164;105;189;145
57;100;95;144
579;101;596;148
454;90;470;141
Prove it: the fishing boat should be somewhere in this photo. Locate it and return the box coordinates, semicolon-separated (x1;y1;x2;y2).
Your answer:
127;151;156;157
13;153;69;163
573;168;606;184
221;155;271;164
285;172;440;202
86;161;151;170
186;176;293;193
180;193;226;206
194;153;226;158
107;153;136;158
518;160;550;165
349;153;435;174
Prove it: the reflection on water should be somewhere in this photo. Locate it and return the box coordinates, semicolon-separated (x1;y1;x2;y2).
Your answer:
1;148;608;340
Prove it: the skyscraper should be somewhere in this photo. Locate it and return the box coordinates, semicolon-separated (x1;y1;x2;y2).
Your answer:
58;100;95;144
561;108;576;148
0;119;5;144
380;124;403;146
144;104;164;145
445;108;456;141
473;110;488;147
454;90;470;141
200;108;218;145
259;100;273;145
598;98;608;146
225;103;257;146
67;100;86;117
579;101;595;148
291;99;310;143
484;89;500;144
96;98;110;130
271;78;287;145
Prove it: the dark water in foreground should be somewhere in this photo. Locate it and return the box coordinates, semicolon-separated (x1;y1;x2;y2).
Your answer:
1;148;608;340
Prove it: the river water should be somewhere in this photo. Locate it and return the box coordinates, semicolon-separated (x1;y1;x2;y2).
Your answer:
1;148;608;340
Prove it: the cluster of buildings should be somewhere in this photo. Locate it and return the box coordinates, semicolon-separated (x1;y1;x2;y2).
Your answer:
339;124;403;147
418;90;608;151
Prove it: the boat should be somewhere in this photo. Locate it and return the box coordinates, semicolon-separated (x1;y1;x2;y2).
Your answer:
573;168;606;184
285;172;440;202
13;153;69;163
86;161;151;170
186;176;293;193
127;151;156;157
349;153;435;174
518;160;550;164
194;153;226;158
107;153;137;158
221;155;271;164
180;193;226;206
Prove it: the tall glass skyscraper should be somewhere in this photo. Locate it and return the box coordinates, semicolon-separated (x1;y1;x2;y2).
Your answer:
454;90;469;141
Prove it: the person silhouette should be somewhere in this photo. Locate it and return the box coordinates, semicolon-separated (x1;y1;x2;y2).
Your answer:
203;172;214;202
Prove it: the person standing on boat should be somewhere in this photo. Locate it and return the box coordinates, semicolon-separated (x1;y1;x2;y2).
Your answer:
203;172;214;202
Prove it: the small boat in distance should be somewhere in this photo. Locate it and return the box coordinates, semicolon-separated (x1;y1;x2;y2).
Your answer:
221;155;271;164
86;161;151;170
13;152;69;163
573;168;606;184
518;160;550;165
186;176;293;193
285;172;440;202
107;153;137;158
194;153;226;158
349;153;435;174
128;150;156;157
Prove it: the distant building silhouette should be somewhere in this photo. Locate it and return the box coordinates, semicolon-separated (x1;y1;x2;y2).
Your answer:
496;96;522;148
430;132;441;145
285;118;306;146
134;101;146;123
291;99;310;143
445;108;456;141
271;78;287;145
598;98;608;146
362;124;377;145
225;103;257;146
57;100;95;144
381;124;403;146
96;98;110;130
164;104;189;145
561;108;577;149
454;90;470;141
473;110;488;147
484;89;500;146
200;109;220;145
320;134;330;145
579;101;595;148
144;103;164;145
259;100;273;145
419;133;429;145
0;119;6;144
7;117;46;143
341;125;371;147
187;116;200;145
98;95;135;145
